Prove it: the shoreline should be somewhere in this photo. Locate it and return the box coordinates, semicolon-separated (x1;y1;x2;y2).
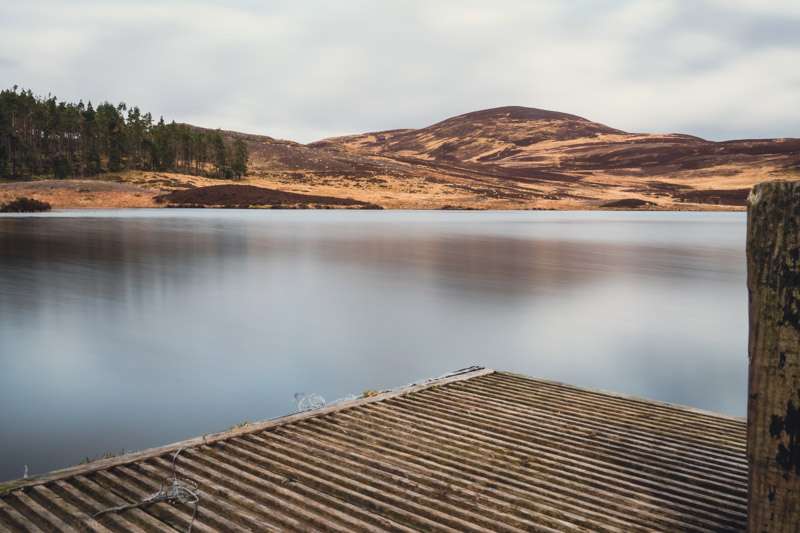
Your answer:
0;173;748;212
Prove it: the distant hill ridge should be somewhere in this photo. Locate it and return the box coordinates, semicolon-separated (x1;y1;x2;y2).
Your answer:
3;90;796;210
283;105;799;209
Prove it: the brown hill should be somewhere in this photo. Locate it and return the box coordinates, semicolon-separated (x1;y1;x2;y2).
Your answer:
311;106;625;160
299;106;800;209
14;108;791;210
0;107;800;210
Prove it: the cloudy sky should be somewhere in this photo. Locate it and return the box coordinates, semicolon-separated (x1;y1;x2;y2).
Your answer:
2;0;798;143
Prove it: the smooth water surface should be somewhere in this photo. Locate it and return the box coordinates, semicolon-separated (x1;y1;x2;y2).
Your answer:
0;210;747;481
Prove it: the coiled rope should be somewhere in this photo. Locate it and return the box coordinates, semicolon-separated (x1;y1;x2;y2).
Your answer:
92;447;200;532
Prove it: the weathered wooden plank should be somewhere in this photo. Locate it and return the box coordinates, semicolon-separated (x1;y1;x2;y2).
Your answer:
225;437;474;532
331;405;746;531
0;498;46;532
255;431;555;533
30;483;114;533
421;386;747;481
150;453;326;531
131;461;271;532
470;375;746;446
105;466;223;533
270;423;642;533
383;395;746;509
51;479;147;532
300;415;728;532
71;475;174;532
191;446;400;532
203;440;416;532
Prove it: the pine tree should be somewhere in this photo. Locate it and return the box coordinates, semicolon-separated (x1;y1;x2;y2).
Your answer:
211;130;227;178
194;131;207;175
96;102;125;172
232;138;248;179
0;86;246;180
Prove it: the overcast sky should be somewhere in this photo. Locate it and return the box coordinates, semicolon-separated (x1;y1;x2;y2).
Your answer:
2;0;798;143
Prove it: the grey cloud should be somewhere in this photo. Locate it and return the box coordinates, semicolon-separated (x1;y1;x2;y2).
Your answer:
0;56;18;68
2;0;798;142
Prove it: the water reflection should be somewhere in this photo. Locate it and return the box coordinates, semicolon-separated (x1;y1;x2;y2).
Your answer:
0;210;746;481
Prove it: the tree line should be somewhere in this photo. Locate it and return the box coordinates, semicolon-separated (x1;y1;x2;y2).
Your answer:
0;86;248;180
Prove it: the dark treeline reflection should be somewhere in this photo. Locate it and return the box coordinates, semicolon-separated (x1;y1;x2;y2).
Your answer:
0;210;747;481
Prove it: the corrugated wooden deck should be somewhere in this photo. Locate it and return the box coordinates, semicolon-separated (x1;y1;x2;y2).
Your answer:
0;367;747;532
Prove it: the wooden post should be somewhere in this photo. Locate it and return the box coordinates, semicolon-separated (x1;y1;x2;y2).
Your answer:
747;180;800;532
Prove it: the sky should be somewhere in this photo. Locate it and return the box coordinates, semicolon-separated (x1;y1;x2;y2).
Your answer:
1;0;798;143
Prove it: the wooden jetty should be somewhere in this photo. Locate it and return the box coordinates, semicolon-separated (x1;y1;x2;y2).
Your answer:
0;367;747;532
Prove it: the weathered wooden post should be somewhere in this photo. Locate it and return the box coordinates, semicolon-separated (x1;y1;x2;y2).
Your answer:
747;180;800;532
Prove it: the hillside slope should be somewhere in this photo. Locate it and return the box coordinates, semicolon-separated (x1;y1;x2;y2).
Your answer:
306;106;800;209
3;106;797;210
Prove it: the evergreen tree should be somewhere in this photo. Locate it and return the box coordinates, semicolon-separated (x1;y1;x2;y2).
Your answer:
0;86;249;180
81;102;101;176
232;138;248;179
211;130;227;177
194;131;207;175
96;102;125;172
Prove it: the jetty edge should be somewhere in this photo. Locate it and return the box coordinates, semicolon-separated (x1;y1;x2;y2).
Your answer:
0;366;747;531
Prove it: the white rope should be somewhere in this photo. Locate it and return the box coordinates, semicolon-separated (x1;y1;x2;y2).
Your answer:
92;448;200;532
293;392;326;412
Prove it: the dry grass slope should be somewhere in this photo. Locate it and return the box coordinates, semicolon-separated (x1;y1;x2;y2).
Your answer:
2;106;797;210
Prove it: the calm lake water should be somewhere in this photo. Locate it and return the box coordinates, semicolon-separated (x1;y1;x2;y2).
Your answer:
0;210;747;481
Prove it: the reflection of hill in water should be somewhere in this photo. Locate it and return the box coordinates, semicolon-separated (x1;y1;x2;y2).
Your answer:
1;214;743;306
313;234;743;299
